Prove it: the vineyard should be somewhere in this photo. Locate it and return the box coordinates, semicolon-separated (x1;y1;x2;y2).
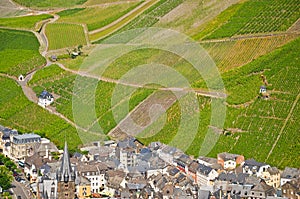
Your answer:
201;34;299;72
45;23;87;50
0;76;81;152
203;0;300;39
57;2;140;31
13;0;87;8
0;29;46;77
84;0;131;6
139;37;300;168
89;0;159;41
0;14;52;30
0;0;29;17
29;65;155;134
155;0;240;37
93;0;184;43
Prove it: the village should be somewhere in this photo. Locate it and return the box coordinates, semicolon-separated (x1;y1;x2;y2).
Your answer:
0;125;299;199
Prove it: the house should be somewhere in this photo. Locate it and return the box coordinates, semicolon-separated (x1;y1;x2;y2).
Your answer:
281;167;300;186
10;133;41;160
174;154;193;172
242;159;270;177
217;152;244;170
77;176;91;199
262;167;281;188
260;85;267;93
282;179;300;199
77;161;109;194
0;127;18;156
38;90;54;108
196;163;218;186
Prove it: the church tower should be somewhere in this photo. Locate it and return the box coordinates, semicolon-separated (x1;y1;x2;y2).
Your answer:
57;142;76;199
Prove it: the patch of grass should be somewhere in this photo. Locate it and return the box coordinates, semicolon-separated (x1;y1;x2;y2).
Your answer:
204;0;300;39
0;14;52;30
13;0;87;8
0;76;81;151
57;2;141;31
0;29;46;77
45;23;87;50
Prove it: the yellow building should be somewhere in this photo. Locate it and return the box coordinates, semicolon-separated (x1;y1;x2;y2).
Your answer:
262;167;280;188
77;176;91;199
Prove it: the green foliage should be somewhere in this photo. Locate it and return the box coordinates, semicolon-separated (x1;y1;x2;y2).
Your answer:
0;166;12;190
57;2;141;31
45;23;87;50
0;29;46;77
0;14;52;30
13;0;87;8
204;0;300;39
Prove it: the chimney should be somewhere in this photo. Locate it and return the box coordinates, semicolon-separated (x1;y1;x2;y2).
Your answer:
45;145;49;159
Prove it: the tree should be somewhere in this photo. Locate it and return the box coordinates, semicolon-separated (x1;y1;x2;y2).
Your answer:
0;166;13;190
4;161;16;171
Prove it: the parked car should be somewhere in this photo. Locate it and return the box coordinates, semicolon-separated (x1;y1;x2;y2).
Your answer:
17;196;22;199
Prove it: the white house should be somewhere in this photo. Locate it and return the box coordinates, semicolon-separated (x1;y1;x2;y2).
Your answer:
38;90;54;108
196;163;218;186
243;159;270;178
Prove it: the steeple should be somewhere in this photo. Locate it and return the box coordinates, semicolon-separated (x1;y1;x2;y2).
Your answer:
59;142;74;182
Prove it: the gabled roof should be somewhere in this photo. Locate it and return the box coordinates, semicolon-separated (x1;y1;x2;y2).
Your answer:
39;90;53;99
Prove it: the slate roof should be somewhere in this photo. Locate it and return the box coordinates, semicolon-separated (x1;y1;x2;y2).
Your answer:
281;167;300;179
218;152;241;161
39;90;53;99
197;163;213;176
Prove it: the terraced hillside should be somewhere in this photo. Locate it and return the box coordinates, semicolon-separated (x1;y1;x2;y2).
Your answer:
0;0;298;167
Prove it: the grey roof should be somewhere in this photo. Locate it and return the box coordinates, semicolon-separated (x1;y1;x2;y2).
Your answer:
14;133;41;140
243;159;267;169
218;152;242;161
39;90;53;99
281;167;300;179
197;163;213;175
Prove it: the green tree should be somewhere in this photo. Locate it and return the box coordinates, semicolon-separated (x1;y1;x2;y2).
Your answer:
0;166;13;190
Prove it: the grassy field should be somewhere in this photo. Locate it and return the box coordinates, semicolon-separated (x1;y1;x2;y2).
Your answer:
197;0;300;40
0;29;46;77
57;2;141;31
0;76;81;152
0;14;52;30
29;64;155;134
45;23;87;50
138;37;300;168
13;0;87;8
